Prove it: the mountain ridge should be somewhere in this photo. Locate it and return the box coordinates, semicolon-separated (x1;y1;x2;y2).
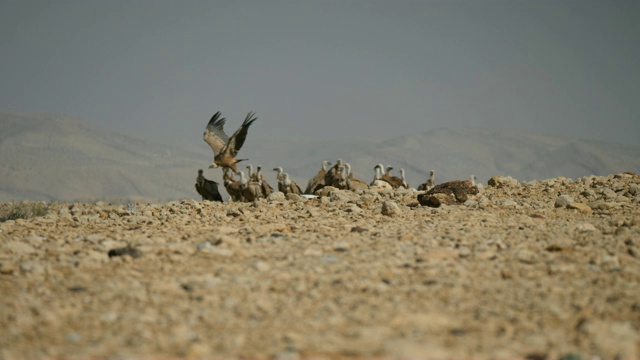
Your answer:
1;112;638;202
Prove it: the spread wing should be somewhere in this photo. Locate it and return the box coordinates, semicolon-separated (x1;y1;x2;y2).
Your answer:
225;111;257;156
203;111;229;156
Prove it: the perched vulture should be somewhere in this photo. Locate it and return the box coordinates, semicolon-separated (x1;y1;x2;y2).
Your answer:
238;170;263;202
344;163;369;190
203;111;257;173
399;168;410;189
324;159;344;189
223;168;244;202
273;167;286;193
376;164;403;189
304;160;331;194
246;164;257;182
195;169;223;202
417;170;437;191
282;173;302;195
256;166;274;197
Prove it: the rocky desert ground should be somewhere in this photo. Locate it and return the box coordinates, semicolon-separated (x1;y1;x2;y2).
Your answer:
1;173;639;359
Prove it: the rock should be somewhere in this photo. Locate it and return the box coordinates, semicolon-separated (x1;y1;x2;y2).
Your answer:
567;202;592;213
555;195;574;208
286;193;305;202
517;249;538;264
381;201;401;216
500;199;518;208
369;180;393;191
107;246;142;259
601;255;621;272
418;193;454;208
315;186;339;197
19;260;45;274
267;192;286;202
487;175;518;188
329;190;359;203
602;188;617;200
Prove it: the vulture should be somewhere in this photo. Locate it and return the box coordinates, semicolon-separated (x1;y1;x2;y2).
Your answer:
304;160;331;194
256;165;274;197
281;173;302;195
273;167;286;193
399;168;410;189
246;164;257;182
340;163;368;190
195;169;223;202
203;111;257;173
324;159;344;188
223;168;244;202
418;170;437;191
375;164;403;189
238;170;263;202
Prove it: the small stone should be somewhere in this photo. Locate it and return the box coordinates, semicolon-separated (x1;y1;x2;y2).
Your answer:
574;223;596;232
567;203;592;213
601;255;621;272
196;241;212;250
381;201;401;216
107;246;142;259
254;261;271;272
555;195;574;208
286;193;305;202
517;249;537;264
487;175;518;188
501;199;518;208
602;188;617;200
19;260;45;274
226;209;243;217
267;192;286;202
0;262;16;275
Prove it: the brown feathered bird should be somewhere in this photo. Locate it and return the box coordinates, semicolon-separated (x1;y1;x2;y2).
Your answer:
203;111;257;173
375;164;403;189
223;168;244;202
195;169;223;202
304;160;331;194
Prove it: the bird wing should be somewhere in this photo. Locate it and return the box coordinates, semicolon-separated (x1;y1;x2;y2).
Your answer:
224;111;257;156
203;111;229;156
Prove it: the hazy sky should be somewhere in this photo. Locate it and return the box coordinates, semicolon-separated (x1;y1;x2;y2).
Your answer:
1;0;639;146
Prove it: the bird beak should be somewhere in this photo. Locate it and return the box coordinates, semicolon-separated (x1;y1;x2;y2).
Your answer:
209;163;218;169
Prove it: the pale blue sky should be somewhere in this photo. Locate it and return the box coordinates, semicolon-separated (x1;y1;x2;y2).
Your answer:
1;0;638;146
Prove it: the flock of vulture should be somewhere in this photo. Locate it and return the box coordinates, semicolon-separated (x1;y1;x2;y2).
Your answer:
194;111;472;203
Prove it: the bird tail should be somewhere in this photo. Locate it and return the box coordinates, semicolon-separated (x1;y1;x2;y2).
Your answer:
236;158;248;164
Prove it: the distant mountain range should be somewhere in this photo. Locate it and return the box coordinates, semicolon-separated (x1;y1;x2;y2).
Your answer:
1;112;639;202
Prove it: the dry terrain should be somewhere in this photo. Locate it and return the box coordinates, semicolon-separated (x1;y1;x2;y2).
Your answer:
1;173;639;359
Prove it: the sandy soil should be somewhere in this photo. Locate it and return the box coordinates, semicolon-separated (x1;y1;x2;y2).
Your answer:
1;173;639;359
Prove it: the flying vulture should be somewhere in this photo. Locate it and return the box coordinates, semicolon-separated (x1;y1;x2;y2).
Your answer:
203;111;257;173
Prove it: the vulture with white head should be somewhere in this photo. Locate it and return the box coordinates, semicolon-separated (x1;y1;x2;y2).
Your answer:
418;170;437;191
344;163;369;190
304;160;331;194
273;167;286;193
377;164;403;189
324;159;344;188
223;168;244;202
238;170;263;202
256;165;274;196
282;172;302;195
